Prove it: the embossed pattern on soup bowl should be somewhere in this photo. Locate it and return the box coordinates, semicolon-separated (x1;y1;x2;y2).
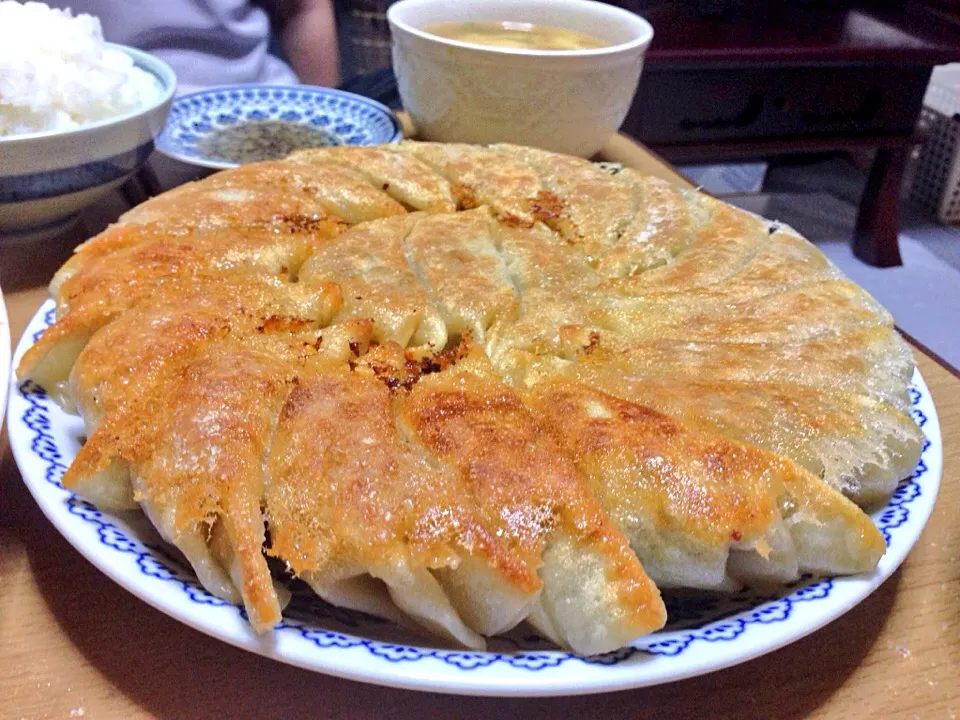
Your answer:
387;0;653;158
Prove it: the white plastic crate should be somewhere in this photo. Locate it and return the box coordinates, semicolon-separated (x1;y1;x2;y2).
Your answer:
907;64;960;223
678;162;768;197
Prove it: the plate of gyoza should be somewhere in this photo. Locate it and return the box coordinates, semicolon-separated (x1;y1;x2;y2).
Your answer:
7;142;941;696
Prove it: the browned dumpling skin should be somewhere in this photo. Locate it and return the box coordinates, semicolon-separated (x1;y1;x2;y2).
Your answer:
18;233;344;399
200;161;408;224
561;368;922;506
492;277;894;374
397;349;666;653
64;318;374;630
394;141;545;224
594;171;701;277
605;221;843;297
287;146;457;213
528;381;886;586
541;327;915;412
298;214;448;347
16;141;921;652
63;333;302;629
263;357;542;649
604;198;769;293
595;279;894;344
64;298;369;507
47;212;346;301
725;225;844;289
121;160;406;229
133;341;297;632
401;208;519;344
54;224;333;317
495;143;638;252
118;182;345;235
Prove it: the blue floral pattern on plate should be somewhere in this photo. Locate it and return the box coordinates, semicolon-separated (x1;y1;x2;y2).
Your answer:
7;301;941;692
156;85;402;169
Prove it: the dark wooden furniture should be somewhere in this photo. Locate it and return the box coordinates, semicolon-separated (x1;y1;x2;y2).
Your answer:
614;1;960;266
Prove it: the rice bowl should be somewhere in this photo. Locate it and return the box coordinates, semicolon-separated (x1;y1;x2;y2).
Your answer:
0;45;175;238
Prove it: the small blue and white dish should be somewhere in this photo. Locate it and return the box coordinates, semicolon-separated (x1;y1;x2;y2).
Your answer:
156;85;404;170
0;45;176;241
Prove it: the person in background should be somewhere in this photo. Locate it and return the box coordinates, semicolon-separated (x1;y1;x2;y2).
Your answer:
45;0;340;94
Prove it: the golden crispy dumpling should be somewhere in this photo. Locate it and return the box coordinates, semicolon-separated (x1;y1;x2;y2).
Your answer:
596;279;893;344
496;143;638;251
528;381;886;587
132;340;296;632
64;299;367;510
593;171;702;277
19;237;343;405
298;214;447;347
394;141;545;224
604;198;769;293
401;208;519;345
562;369;921;506
122;160;406;229
262;346;661;654
397;349;665;653
288;145;457;212
548;327;915;412
265;359;503;649
17;141;922;653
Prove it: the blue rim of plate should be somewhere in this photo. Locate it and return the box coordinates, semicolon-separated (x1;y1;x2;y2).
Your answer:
156;84;403;169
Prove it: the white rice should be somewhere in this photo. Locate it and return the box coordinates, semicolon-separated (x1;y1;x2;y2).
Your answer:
0;1;163;137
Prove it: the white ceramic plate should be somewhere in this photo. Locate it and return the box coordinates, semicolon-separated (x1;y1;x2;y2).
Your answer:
8;300;942;697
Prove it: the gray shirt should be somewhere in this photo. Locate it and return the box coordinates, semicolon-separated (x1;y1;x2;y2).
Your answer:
48;0;299;94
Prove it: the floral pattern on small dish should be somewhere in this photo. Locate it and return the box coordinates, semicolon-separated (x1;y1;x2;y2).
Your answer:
156;85;403;169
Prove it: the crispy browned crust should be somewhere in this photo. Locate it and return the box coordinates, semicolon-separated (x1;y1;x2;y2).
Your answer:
399;350;664;632
17;141;920;651
528;380;780;547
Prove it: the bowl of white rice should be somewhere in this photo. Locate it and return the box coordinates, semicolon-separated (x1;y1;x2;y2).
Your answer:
0;2;176;237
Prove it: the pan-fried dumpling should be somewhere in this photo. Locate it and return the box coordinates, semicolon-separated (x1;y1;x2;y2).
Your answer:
596;279;893;344
298;214;447;348
287;145;456;212
121;160;406;228
17;141;922;652
115;181;348;234
547;327;915;412
396;348;665;653
527;381;886;588
132;340;297;632
64;298;369;511
19;260;343;405
604;199;770;292
264;354;540;649
393;141;545;224
723;224;845;289
561;369;922;506
401;208;519;345
594;171;702;277
495;143;638;250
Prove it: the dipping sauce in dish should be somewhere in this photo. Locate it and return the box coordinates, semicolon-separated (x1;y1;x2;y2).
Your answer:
424;21;608;51
195;120;335;165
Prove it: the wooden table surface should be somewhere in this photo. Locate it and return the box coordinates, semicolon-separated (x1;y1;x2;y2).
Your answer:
0;136;957;720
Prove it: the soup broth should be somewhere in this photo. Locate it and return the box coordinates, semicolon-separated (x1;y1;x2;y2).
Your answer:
424;21;608;51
